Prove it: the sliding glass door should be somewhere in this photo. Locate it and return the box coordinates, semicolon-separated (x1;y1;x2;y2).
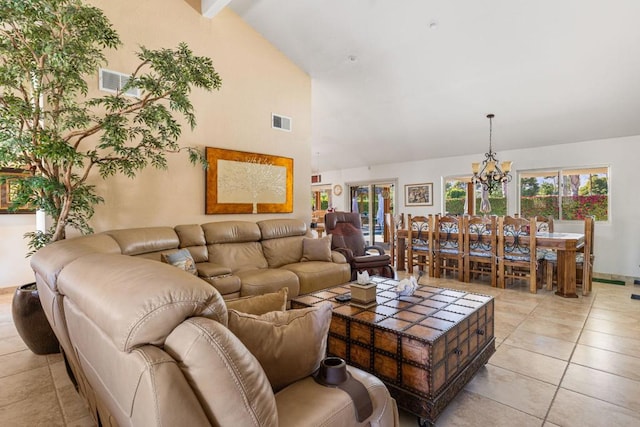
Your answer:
348;181;396;246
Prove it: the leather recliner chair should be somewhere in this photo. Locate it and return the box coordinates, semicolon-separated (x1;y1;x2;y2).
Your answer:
325;211;395;281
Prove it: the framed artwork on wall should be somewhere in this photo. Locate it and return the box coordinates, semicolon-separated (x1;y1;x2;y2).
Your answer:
205;147;293;214
0;168;34;214
404;182;433;206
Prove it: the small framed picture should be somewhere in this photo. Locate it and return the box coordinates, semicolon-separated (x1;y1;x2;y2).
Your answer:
404;183;433;206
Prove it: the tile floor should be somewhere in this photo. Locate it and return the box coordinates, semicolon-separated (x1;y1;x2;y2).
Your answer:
1;276;640;426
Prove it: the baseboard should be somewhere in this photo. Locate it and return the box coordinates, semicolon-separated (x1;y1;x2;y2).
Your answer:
593;277;626;286
593;272;640;286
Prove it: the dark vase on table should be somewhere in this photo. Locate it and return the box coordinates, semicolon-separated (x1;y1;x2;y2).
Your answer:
12;283;60;355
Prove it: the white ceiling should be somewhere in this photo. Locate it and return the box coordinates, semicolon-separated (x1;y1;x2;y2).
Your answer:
228;0;640;171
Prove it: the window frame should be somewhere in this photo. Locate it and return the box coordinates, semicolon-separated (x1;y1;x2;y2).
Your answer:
442;175;508;216
516;165;610;223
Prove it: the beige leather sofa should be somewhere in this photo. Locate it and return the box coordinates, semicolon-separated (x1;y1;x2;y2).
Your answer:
30;229;399;426
73;218;350;299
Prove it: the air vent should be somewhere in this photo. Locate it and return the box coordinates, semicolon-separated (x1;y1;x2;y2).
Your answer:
272;113;292;132
99;68;140;98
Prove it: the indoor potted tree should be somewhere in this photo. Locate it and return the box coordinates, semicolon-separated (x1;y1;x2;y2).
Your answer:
0;0;222;353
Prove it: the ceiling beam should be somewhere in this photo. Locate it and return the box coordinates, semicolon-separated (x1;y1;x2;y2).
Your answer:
201;0;232;18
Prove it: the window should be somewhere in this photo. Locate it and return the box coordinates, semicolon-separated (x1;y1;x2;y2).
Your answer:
311;185;332;210
444;176;507;216
519;166;608;221
444;177;468;215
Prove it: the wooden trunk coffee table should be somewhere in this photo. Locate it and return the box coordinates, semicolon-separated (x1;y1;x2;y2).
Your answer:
291;276;495;426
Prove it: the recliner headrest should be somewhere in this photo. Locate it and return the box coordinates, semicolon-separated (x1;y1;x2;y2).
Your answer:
58;253;227;352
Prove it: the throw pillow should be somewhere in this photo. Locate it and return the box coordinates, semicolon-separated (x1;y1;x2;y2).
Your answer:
161;248;197;275
301;235;332;262
225;288;288;315
227;302;332;392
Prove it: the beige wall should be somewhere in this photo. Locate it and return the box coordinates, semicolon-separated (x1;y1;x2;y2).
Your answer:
0;1;312;288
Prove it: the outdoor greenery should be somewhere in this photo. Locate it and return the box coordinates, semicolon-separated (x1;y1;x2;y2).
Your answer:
0;0;221;253
445;179;507;215
520;172;608;220
445;196;507;216
520;195;608;220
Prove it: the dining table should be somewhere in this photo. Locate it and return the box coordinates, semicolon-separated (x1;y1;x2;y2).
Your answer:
395;229;585;298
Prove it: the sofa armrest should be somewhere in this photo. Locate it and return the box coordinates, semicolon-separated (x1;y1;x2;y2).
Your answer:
330;250;347;264
196;262;232;278
332;247;354;263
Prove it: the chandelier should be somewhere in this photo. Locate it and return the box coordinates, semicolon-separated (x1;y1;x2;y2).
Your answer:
471;113;512;192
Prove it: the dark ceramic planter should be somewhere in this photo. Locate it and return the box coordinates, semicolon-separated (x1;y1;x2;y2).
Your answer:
11;282;60;355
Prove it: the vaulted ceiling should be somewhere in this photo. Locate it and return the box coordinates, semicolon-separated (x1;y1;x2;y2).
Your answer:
226;0;640;171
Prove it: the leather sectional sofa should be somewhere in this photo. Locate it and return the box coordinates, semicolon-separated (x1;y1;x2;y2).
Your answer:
30;218;399;426
52;218;351;300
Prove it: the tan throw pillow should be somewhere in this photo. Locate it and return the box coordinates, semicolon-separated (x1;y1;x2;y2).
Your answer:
225;288;288;315
227;302;332;392
301;235;332;262
161;249;197;275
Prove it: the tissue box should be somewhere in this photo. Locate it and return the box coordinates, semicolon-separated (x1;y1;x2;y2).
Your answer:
350;282;377;307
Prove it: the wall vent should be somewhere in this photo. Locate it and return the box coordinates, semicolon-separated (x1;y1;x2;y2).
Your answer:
272;113;292;132
99;68;140;98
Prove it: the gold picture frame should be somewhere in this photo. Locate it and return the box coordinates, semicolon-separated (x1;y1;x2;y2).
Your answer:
205;147;293;214
404;182;433;206
0;168;34;214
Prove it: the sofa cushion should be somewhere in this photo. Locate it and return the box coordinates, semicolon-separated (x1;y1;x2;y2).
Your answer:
257;219;307;240
175;224;208;263
57;254;228;351
164;318;278;427
195;262;232;278
30;234;122;290
175;224;206;247
208;242;268;272
105;227;179;256
228;303;332;392
301;235;333;262
161;249;197;275
261;235;304;268
225;288;288;315
281;262;352;295
202;221;262;244
236;268;300;298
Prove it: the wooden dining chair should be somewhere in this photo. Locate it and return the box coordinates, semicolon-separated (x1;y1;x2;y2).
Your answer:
407;214;434;276
534;215;554;233
434;214;463;281
384;213;397;268
544;215;595;295
497;216;538;293
463;215;497;287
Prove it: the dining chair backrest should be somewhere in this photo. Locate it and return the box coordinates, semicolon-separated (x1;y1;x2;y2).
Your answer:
534;215;554;233
408;214;433;251
464;215;497;257
514;214;553;233
497;215;538;293
434;214;463;280
435;215;461;252
407;214;434;275
499;216;536;258
463;215;497;286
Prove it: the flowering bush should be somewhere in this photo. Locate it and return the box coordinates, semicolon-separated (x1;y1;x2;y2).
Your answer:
521;195;607;220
